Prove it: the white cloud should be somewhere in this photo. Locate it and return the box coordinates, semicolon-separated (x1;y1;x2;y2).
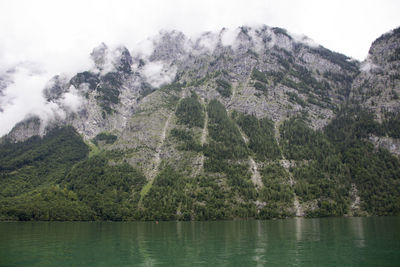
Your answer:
248;28;266;54
0;0;399;136
196;32;219;53
289;33;319;48
141;61;177;88
133;38;155;58
221;28;240;48
0;66;65;136
360;57;381;72
61;85;84;113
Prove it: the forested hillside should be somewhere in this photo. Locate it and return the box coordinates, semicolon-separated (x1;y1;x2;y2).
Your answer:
1;25;400;221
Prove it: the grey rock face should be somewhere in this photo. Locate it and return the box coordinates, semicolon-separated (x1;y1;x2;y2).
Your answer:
5;25;359;139
4;25;400;158
369;135;400;156
349;27;400;152
90;42;109;70
6;117;44;142
150;30;189;63
351;27;400;119
43;75;70;101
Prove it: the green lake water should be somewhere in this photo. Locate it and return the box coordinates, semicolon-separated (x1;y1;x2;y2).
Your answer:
1;217;399;266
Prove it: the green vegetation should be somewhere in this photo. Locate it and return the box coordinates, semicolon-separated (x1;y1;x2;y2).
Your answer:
235;113;281;161
251;68;268;83
258;163;294;219
1;103;399;220
140;166;185;220
382;112;400;138
271;27;293;40
247;49;258;58
189;174;245;220
391;90;399;100
161;82;184;92
280;117;335;160
139;82;155;98
251;53;347;107
92;132;117;146
216;79;232;97
70;71;99;90
275;107;400;217
0;127;90;220
175;92;205;128
117;48;132;73
307;96;326;108
96;72;122;114
0;185;95;221
286;91;307;107
97;84;120;107
0;127;88;198
251;65;329;101
374;26;400;44
309;46;359;73
0;154;147;221
323;107;400;215
323;71;353;97
202;101;256;213
324;106;383;144
139;165;256;221
2;25;400;221
254;82;267;93
62;155;146;220
170;128;202;152
204;100;248;168
279;116;353;217
389;47;400;62
0;127;148;221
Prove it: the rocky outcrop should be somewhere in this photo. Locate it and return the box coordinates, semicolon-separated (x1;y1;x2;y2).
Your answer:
3;25;400;158
351;27;400;119
7;117;44;142
1;24;400;221
350;27;400;153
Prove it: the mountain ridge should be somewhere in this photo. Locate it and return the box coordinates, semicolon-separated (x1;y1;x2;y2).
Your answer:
0;25;399;221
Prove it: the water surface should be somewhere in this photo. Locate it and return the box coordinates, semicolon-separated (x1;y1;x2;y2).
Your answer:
1;217;399;266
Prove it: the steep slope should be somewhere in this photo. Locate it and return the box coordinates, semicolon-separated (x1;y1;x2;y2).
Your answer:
350;27;400;155
1;25;400;221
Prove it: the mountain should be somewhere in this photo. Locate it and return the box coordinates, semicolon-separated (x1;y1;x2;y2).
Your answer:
350;27;400;155
1;25;400;221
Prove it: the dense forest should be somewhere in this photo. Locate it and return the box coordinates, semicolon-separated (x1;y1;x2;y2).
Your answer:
1;101;400;221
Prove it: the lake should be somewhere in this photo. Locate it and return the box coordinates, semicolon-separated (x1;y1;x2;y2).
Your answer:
1;217;399;266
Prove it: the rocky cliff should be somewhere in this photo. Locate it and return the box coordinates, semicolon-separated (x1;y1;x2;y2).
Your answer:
350;28;400;154
1;25;399;221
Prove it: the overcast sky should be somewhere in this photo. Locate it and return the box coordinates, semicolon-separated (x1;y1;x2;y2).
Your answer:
1;0;399;66
0;0;399;136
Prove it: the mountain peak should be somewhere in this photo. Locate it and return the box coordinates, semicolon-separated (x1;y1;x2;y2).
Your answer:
1;25;400;221
368;26;400;67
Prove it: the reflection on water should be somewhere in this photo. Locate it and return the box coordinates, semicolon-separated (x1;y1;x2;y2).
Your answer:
295;217;303;241
253;220;266;266
351;217;366;248
1;217;400;266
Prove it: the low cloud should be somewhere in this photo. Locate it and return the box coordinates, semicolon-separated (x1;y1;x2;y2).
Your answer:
0;0;398;137
248;28;266;54
0;66;66;136
60;85;84;113
196;32;219;53
0;65;88;137
133;38;155;59
290;32;319;48
141;61;177;88
360;58;380;72
221;28;240;49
